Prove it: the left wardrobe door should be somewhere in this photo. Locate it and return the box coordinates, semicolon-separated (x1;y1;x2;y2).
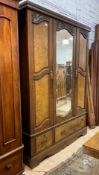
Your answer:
0;1;23;175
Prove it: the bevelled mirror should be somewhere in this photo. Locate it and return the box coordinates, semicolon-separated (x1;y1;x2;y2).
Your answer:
56;26;73;118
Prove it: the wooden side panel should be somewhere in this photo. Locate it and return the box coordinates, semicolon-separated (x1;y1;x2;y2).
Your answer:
55;116;86;142
33;22;48;72
0;5;21;155
79;34;87;71
35;75;49;126
78;74;85;108
0;18;15;144
36;131;53;152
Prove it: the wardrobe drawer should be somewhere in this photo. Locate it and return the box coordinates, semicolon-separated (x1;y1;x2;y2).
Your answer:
36;131;53;153
0;151;22;175
55;116;86;142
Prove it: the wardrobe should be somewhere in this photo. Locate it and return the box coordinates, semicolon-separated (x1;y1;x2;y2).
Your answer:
19;1;90;168
0;0;23;174
89;25;99;126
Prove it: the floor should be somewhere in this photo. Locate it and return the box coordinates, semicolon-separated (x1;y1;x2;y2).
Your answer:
24;126;99;175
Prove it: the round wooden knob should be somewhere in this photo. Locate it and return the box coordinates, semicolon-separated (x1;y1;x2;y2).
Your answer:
5;164;13;170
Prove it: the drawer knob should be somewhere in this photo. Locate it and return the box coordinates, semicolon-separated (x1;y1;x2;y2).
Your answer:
5;164;13;170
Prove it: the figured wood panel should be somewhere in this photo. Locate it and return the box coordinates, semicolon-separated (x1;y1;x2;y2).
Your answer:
33;22;48;72
78;74;85;108
79;34;87;71
36;131;53;152
55;116;86;142
0;18;15;144
35;75;49;126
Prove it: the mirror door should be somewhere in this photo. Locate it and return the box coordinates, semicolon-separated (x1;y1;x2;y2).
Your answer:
55;21;76;122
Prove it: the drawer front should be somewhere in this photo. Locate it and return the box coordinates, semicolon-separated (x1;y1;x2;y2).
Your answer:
55;116;86;142
36;131;53;153
0;151;22;175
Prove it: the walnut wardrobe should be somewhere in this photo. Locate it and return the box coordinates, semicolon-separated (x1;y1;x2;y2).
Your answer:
0;0;23;175
89;25;99;126
19;1;90;168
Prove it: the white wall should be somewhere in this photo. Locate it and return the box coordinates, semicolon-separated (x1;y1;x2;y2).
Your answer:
20;0;99;48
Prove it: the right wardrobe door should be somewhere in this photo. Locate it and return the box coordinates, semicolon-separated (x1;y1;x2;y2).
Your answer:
76;29;88;114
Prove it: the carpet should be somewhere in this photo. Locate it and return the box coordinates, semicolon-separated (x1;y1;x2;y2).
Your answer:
46;148;99;175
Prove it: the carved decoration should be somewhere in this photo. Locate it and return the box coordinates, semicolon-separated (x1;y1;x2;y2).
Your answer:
56;20;75;36
33;68;49;80
32;12;49;24
80;29;88;38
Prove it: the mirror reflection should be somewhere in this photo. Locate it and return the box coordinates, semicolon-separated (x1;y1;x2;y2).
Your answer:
56;29;73;118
